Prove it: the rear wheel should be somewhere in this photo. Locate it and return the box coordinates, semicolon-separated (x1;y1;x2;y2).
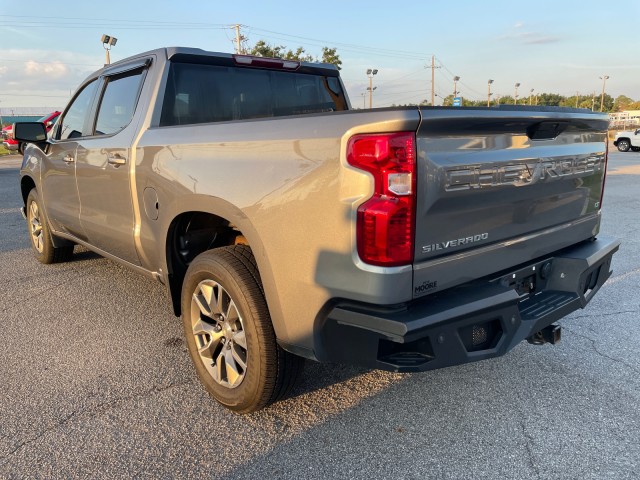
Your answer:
617;139;631;152
26;189;73;264
631;146;640;152
181;245;303;413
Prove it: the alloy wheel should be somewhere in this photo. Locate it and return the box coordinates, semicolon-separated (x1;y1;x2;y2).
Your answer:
28;201;44;253
190;279;248;388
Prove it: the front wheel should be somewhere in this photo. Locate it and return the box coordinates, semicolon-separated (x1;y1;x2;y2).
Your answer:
617;139;631;152
26;189;73;264
181;245;303;413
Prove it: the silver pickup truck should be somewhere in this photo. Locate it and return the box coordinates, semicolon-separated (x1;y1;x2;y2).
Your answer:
15;47;619;413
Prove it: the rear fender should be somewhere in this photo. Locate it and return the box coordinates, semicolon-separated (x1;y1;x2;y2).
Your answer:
160;194;291;345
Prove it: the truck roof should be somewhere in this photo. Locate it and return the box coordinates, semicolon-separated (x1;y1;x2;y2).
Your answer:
88;46;340;82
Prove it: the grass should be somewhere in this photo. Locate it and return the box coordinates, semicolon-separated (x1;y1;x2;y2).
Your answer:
0;145;10;156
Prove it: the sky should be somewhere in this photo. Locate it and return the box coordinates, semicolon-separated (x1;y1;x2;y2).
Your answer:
1;0;639;110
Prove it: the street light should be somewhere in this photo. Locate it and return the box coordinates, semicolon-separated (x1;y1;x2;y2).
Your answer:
487;79;494;107
366;68;378;109
599;75;609;112
101;34;118;65
514;82;521;105
453;76;460;97
529;88;534;106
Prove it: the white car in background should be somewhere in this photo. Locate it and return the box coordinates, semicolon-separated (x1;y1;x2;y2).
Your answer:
613;129;640;152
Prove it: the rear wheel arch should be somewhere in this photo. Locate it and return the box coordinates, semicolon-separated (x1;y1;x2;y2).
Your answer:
163;202;289;345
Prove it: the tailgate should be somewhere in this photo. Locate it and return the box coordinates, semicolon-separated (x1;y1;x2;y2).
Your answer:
412;106;609;298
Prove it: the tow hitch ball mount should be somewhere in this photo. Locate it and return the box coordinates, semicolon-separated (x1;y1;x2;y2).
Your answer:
527;324;562;345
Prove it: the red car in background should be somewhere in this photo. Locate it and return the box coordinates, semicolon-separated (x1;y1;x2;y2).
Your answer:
2;111;61;151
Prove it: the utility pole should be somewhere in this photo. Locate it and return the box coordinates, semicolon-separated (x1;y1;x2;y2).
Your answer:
453;76;460;97
514;83;520;105
431;56;436;106
575;91;580;108
234;24;243;54
591;91;596;112
425;55;440;106
529;89;534;105
487;79;493;107
599;75;609;112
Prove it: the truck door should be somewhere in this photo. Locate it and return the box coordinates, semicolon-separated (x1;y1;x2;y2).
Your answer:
42;79;99;239
74;62;148;265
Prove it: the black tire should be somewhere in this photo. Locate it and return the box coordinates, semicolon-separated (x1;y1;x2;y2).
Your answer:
181;245;303;413
631;146;640;152
617;139;631;152
26;189;74;264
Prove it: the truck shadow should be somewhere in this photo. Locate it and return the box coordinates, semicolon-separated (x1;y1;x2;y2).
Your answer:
68;247;104;263
285;361;372;400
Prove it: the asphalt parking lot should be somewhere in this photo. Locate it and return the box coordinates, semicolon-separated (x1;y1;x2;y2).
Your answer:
0;151;638;479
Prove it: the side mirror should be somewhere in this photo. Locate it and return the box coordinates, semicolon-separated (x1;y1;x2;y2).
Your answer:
13;122;47;142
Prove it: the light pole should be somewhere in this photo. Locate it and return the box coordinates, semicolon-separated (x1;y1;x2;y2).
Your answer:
529;88;534;106
514;83;521;105
487;79;493;107
599;75;609;112
453;76;460;97
101;34;118;65
366;69;378;109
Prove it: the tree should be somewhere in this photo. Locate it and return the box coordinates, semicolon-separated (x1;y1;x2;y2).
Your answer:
248;40;341;70
599;93;614;112
536;93;563;106
320;47;342;70
497;95;515;105
613;95;634;112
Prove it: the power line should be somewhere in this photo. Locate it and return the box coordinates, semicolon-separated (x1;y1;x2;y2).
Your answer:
0;14;231;27
436;58;484;100
0;93;69;98
376;68;426;89
0;23;232;30
374;89;428;98
243;26;429;60
0;58;101;67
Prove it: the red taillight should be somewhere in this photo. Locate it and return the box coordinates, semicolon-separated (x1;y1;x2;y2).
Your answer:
347;132;416;266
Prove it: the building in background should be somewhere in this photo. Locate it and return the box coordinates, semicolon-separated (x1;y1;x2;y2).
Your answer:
609;110;640;130
0;107;63;127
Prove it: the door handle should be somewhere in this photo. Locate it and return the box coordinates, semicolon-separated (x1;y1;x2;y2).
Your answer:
63;154;74;163
107;154;127;166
